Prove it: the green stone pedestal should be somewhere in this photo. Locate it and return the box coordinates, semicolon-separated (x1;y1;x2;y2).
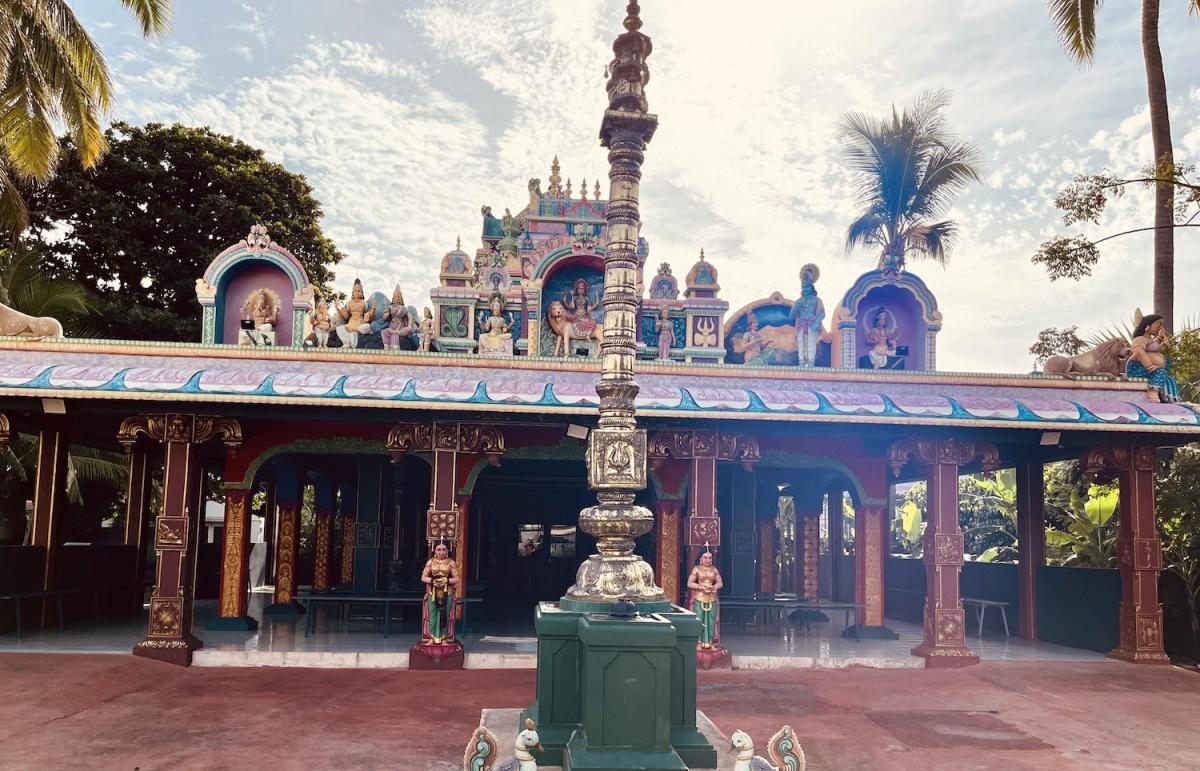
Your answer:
522;602;717;770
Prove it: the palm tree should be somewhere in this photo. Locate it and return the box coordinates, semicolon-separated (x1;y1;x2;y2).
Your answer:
0;0;172;236
838;90;982;273
0;244;89;323
1048;0;1199;332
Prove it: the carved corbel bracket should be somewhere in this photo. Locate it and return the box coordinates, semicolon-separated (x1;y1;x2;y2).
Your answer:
387;422;433;464
648;430;691;469
1081;444;1155;480
717;432;760;472
459;424;506;466
117;413;243;454
888;437;999;477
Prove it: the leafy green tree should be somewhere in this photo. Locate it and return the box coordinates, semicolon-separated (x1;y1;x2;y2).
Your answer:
1043;461;1119;567
1045;0;1200;331
837;90;982;272
1157;446;1200;659
23;122;344;341
0;0;171;236
1029;326;1086;369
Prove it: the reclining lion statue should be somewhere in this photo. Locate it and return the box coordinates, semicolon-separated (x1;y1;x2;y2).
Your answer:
1043;337;1130;379
0;299;64;338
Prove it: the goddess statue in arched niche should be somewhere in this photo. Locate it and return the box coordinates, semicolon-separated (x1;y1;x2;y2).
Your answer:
539;264;605;356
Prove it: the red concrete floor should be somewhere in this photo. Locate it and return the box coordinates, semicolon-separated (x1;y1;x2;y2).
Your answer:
0;655;1197;770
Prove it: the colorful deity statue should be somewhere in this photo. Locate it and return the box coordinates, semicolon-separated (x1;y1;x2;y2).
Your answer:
335;279;374;349
655;305;674;360
687;548;724;650
564;277;599;331
1127;312;1182;402
418;307;435;353
865;306;900;369
790;263;825;367
310;298;333;348
737;312;769;366
380;284;416;351
478;292;513;356
241;288;278;346
421;540;459;645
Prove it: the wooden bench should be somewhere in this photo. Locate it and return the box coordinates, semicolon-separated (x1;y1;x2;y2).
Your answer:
0;583;134;640
299;592;482;638
962;597;1010;638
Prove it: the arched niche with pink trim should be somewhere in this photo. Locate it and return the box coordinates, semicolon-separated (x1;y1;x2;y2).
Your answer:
833;269;942;371
195;229;315;346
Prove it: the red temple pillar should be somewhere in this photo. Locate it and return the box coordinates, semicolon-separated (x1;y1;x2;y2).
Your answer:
756;517;775;595
686;430;718;569
119;413;242;665
123;443;153;614
796;491;821;600
29;425;69;597
655;499;685;604
1085;446;1170;664
454;494;471;617
1015;461;1045;640
890;438;997;667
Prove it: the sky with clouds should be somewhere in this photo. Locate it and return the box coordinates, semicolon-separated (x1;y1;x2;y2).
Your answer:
79;0;1200;372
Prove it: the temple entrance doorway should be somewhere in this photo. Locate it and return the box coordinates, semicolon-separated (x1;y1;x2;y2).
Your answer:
471;459;595;634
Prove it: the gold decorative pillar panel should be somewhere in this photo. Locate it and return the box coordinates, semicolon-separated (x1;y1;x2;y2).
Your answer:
563;0;666;608
0;412;9;454
118;413;242;666
1083;445;1170;664
213;488;256;630
339;481;356;586
889;437;998;668
313;508;334;592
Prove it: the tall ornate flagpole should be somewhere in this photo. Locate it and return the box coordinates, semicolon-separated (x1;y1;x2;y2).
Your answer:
564;0;666;607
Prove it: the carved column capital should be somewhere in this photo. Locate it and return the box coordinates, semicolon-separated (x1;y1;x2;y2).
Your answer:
889;437;999;476
117;413;243;454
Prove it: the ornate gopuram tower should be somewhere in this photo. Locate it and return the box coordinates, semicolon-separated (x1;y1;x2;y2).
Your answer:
522;4;717;769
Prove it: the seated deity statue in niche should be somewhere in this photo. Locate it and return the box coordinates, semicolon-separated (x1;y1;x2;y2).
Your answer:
733;312;770;366
380;285;417;351
418;307;435;353
563;278;599;333
478;292;513;356
335;279;374;349
789;263;825;367
865;307;901;369
1126;312;1182;402
655;305;674;360
310;299;333;348
686;548;724;650
421;540;459;645
241;288;278;346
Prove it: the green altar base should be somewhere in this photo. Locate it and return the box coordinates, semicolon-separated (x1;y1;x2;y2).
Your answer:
521;599;718;771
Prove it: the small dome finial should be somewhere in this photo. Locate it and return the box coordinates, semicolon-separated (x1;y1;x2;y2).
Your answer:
624;0;642;32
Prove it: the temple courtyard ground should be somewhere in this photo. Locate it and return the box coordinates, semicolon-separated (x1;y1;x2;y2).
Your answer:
0;654;1197;770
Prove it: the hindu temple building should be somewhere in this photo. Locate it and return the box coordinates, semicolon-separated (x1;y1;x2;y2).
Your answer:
1;153;1197;668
